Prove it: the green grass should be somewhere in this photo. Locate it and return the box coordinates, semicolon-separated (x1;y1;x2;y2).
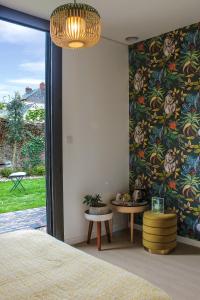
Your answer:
0;178;46;214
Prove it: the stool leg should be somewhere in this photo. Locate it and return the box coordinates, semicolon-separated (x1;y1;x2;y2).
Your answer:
130;213;134;243
105;221;111;243
97;222;101;251
87;221;93;244
110;219;113;239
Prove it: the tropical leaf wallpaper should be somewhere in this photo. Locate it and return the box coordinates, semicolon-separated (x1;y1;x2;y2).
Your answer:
129;22;200;241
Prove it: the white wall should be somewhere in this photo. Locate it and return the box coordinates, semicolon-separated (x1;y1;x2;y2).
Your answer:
62;38;129;244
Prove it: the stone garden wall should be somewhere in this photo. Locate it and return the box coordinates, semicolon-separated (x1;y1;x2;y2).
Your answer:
0;117;45;167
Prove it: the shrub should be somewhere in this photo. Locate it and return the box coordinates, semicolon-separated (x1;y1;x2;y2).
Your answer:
31;165;46;176
0;165;45;178
0;168;13;178
24;165;45;176
21;135;45;169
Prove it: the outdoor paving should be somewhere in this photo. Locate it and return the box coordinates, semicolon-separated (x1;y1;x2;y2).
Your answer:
0;207;46;234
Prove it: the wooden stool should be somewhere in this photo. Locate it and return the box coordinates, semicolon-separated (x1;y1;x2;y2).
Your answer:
143;211;177;254
84;210;113;251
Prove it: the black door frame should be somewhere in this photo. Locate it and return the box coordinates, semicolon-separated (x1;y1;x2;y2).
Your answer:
0;5;64;241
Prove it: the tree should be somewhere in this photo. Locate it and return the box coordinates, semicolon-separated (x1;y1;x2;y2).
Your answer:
25;108;45;123
6;92;25;168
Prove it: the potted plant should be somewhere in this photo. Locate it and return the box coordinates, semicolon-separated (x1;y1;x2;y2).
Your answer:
83;194;109;215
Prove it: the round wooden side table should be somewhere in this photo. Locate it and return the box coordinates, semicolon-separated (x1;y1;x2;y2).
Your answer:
84;210;113;251
111;201;149;243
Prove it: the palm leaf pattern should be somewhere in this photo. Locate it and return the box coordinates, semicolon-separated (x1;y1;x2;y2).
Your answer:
129;22;200;240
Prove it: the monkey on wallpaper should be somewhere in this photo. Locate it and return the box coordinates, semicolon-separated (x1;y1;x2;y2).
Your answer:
164;91;176;115
133;69;144;92
164;149;177;173
163;36;175;57
134;123;145;144
134;176;143;188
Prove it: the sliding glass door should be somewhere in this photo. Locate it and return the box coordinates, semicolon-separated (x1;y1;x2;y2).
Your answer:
0;20;47;234
0;5;63;240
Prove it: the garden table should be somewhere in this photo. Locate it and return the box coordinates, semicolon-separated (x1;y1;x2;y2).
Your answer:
9;172;27;192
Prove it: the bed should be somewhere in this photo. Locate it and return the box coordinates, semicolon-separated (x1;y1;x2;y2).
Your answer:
0;230;171;300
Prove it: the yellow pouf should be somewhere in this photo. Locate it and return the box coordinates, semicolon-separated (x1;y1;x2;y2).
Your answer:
143;211;177;255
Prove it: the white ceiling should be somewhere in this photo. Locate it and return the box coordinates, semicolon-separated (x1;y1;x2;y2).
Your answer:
0;0;200;44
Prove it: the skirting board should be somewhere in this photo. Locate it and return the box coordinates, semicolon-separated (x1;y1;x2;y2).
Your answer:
134;224;200;248
65;223;125;245
65;222;200;248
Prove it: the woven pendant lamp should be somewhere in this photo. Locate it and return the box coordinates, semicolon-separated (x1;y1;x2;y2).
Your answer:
50;1;101;49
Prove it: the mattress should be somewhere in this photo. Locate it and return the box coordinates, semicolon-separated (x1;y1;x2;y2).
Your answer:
0;230;171;300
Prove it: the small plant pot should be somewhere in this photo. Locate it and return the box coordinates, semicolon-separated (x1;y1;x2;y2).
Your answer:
89;204;109;215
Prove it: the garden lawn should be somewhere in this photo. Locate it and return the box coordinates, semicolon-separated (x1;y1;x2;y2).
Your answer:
0;178;46;214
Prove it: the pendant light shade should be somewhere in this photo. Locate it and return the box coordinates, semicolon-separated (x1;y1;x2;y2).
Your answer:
50;2;101;49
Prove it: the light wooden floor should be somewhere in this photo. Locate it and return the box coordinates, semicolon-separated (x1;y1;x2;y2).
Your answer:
76;229;200;300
